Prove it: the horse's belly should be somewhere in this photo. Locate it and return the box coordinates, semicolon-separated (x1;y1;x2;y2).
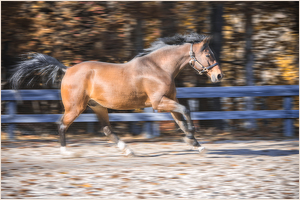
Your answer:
92;91;149;110
89;68;150;110
112;95;148;110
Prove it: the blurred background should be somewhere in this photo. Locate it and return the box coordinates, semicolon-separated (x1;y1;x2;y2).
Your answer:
1;1;299;140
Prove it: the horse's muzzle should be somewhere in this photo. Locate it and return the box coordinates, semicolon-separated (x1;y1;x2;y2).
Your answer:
217;73;224;81
211;73;224;83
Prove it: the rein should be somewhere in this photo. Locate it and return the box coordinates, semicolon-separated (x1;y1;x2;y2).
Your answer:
189;43;219;75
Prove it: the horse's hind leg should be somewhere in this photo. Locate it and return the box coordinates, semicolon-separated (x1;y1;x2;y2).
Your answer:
58;92;89;156
58;108;86;156
88;100;134;157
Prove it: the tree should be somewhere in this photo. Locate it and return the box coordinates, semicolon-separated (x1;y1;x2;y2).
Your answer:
244;2;256;130
160;2;178;37
209;2;224;130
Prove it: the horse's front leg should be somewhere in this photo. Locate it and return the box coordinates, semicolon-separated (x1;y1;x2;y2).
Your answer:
171;112;205;152
155;96;205;153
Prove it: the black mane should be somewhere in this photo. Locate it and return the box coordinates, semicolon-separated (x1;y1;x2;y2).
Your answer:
136;33;211;57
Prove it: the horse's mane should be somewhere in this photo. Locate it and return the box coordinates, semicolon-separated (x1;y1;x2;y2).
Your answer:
135;32;211;58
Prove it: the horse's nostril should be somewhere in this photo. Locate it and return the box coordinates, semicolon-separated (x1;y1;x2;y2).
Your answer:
217;74;222;80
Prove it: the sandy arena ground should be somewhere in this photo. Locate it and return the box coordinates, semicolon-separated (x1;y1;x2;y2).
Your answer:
1;136;299;199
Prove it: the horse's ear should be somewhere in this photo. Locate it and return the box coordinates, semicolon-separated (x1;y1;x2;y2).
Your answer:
203;36;212;44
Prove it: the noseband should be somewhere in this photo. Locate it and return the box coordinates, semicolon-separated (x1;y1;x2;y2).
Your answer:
189;43;219;75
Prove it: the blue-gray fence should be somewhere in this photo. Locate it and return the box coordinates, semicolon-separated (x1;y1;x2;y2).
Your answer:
2;85;299;139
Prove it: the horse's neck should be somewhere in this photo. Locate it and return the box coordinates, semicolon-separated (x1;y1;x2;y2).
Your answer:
151;44;190;77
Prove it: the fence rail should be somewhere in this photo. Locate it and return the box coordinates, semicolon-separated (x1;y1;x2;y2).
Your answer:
2;85;299;101
2;85;299;138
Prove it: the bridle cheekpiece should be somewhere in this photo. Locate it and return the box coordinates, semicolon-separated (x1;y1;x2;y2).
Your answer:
189;43;219;75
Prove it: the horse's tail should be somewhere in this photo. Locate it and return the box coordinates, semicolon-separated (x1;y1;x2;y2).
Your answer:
9;53;68;89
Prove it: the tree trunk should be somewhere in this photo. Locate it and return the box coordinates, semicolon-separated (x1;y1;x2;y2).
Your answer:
134;16;144;54
130;2;145;135
132;2;144;54
160;2;177;37
209;2;224;130
244;3;256;130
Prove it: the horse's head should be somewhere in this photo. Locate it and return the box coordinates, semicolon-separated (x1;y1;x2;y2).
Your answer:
189;38;224;83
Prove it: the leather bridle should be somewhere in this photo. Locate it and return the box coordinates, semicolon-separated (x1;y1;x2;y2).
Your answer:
189;43;219;75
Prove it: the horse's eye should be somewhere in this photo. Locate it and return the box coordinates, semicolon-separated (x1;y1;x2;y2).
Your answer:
206;54;210;58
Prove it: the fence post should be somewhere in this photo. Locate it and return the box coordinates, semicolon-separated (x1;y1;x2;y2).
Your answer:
283;96;294;137
143;107;160;138
6;101;16;140
245;96;257;129
86;107;94;134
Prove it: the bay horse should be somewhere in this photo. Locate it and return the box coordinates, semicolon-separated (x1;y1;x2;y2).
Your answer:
10;33;223;157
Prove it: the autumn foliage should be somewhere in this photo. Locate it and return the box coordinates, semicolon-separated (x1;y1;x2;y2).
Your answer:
1;1;299;136
2;1;298;88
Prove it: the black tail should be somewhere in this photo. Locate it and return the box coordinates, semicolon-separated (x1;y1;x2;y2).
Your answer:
9;53;68;89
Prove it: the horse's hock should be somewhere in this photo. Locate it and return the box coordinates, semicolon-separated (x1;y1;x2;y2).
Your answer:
1;138;298;199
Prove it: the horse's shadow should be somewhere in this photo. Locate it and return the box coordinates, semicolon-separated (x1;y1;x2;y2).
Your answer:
134;150;200;157
206;148;299;157
132;148;299;158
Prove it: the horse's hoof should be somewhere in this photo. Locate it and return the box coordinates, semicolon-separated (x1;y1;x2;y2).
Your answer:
61;151;83;158
124;148;135;157
117;141;126;150
197;146;206;154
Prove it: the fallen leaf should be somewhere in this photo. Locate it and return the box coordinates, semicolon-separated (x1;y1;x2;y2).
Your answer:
149;192;159;196
7;193;18;197
111;174;120;178
60;193;71;196
24;195;35;197
282;192;294;195
19;189;30;194
81;184;92;188
85;191;94;195
149;182;160;185
265;168;276;171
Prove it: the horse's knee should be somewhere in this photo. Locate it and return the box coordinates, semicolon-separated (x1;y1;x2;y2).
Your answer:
173;104;189;116
182;106;190;116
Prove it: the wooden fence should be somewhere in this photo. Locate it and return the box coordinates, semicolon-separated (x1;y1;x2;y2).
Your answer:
2;85;298;139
